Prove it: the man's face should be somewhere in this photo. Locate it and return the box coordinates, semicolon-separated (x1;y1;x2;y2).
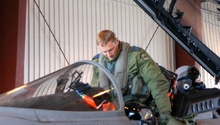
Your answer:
98;39;119;60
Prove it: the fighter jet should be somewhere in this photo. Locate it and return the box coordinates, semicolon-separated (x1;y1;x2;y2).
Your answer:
0;60;154;125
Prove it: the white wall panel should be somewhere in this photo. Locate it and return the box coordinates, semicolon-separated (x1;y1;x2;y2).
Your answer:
201;2;220;88
25;0;176;83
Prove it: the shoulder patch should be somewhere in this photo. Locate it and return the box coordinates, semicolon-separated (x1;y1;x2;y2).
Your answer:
141;53;149;60
132;46;139;51
93;53;100;59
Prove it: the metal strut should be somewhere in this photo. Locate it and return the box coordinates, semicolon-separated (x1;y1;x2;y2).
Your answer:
134;0;220;84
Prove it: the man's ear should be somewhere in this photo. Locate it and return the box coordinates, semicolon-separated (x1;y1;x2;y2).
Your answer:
115;38;119;45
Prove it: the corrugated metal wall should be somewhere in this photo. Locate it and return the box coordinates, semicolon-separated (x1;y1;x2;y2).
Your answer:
201;2;220;88
24;0;176;83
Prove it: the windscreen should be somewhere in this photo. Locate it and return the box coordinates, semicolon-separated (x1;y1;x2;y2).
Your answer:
0;61;120;111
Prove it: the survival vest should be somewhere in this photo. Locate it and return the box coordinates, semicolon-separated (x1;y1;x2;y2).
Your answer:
95;42;150;103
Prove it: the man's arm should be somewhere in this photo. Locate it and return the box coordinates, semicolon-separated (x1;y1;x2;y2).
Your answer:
91;57;99;87
133;49;171;112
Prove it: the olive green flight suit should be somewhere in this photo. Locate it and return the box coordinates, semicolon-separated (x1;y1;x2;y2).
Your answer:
91;42;171;113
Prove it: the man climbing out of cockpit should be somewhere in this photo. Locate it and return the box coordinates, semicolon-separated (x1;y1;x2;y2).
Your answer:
91;30;184;125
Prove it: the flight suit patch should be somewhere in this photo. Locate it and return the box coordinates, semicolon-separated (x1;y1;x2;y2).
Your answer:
141;53;149;60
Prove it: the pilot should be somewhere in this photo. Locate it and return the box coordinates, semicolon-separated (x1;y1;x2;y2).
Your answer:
91;30;184;125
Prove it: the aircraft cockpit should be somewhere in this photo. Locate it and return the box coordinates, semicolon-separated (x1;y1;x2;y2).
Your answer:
0;60;123;112
0;60;154;125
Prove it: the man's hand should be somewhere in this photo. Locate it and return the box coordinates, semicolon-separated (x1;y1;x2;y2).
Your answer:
159;112;185;125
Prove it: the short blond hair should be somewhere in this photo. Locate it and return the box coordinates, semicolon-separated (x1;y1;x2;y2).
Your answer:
96;30;116;46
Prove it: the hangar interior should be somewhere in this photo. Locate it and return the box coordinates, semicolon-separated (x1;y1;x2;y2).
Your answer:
0;0;220;94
